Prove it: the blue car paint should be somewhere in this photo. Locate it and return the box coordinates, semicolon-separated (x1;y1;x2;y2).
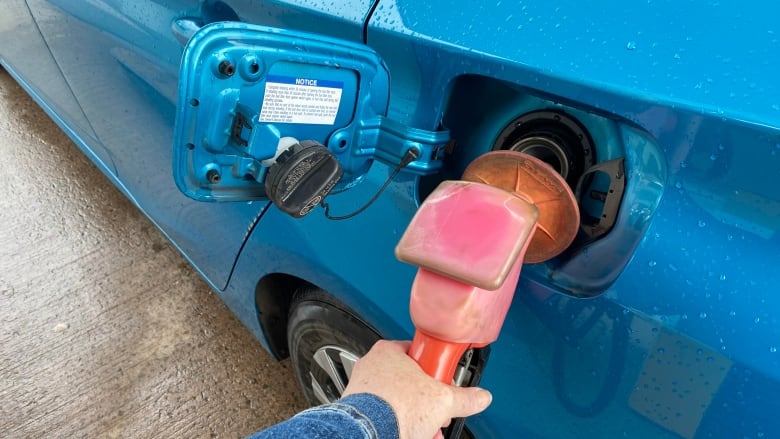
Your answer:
222;162;422;352
2;1;779;438
19;0;254;289
18;0;375;290
368;0;779;131
361;2;780;437
0;0;112;173
173;22;456;207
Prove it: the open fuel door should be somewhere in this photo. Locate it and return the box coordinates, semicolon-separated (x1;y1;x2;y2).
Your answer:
174;23;448;217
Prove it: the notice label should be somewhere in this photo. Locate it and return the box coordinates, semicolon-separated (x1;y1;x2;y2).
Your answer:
258;75;344;125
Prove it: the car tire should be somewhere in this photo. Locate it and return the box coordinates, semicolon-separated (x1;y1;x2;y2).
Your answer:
287;286;381;406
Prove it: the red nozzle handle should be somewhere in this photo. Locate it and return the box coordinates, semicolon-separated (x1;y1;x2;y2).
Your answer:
408;331;472;383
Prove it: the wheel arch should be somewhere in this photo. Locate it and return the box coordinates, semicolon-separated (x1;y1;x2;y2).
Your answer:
253;269;402;361
254;273;309;359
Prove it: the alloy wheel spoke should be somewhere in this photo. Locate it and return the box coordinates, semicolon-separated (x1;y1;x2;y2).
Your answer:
309;371;331;405
313;347;347;393
339;351;359;380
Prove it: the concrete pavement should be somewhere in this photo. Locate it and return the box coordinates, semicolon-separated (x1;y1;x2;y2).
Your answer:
0;68;307;438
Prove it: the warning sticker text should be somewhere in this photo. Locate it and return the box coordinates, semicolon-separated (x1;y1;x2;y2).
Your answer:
258;75;343;125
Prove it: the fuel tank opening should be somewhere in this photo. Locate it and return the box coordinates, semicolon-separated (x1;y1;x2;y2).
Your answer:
493;110;595;188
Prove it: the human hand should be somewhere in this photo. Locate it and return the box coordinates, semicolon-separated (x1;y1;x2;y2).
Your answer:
342;340;492;439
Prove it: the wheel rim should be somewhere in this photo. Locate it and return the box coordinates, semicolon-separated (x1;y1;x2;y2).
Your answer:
309;345;360;405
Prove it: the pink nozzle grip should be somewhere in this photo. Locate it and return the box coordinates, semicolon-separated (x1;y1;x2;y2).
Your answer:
409;255;525;344
395;181;538;291
397;180;539;344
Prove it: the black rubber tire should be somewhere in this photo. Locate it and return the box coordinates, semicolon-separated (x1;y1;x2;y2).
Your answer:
287;287;381;407
287;287;477;439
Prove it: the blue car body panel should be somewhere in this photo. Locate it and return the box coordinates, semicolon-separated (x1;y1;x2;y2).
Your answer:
2;1;778;438
12;0;374;290
0;0;108;170
362;2;780;437
173;23;443;202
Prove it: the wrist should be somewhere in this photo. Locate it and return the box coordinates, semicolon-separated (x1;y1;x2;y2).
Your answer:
338;393;399;439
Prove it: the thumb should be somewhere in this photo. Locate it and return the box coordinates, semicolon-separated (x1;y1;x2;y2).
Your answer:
448;387;492;418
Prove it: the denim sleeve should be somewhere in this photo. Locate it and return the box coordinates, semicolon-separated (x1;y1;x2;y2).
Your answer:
247;393;399;439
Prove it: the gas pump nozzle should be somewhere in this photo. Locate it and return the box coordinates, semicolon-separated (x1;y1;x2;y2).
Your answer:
395;151;580;435
396;180;538;381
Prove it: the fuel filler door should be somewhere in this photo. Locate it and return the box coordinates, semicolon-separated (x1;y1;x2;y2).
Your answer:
173;23;448;217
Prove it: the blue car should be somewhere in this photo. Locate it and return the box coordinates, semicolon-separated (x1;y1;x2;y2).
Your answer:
2;1;778;437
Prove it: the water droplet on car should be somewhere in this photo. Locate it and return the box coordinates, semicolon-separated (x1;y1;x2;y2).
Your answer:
719;274;726;281
729;310;736;316
754;316;761;323
699;312;707;319
673;53;681;59
709;153;718;160
648;260;657;267
657;347;665;354
675;181;683;189
698;220;707;228
626;41;637;50
696;348;704;356
770;346;777;353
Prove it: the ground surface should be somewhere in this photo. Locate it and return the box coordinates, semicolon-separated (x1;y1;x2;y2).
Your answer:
0;68;307;438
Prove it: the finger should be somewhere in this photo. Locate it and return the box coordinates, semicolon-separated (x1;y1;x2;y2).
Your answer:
449;387;492;418
433;430;445;439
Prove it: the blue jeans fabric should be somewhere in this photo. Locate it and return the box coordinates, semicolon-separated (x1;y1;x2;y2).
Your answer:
248;393;399;439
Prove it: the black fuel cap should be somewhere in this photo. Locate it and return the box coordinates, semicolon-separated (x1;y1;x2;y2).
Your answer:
264;140;342;218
